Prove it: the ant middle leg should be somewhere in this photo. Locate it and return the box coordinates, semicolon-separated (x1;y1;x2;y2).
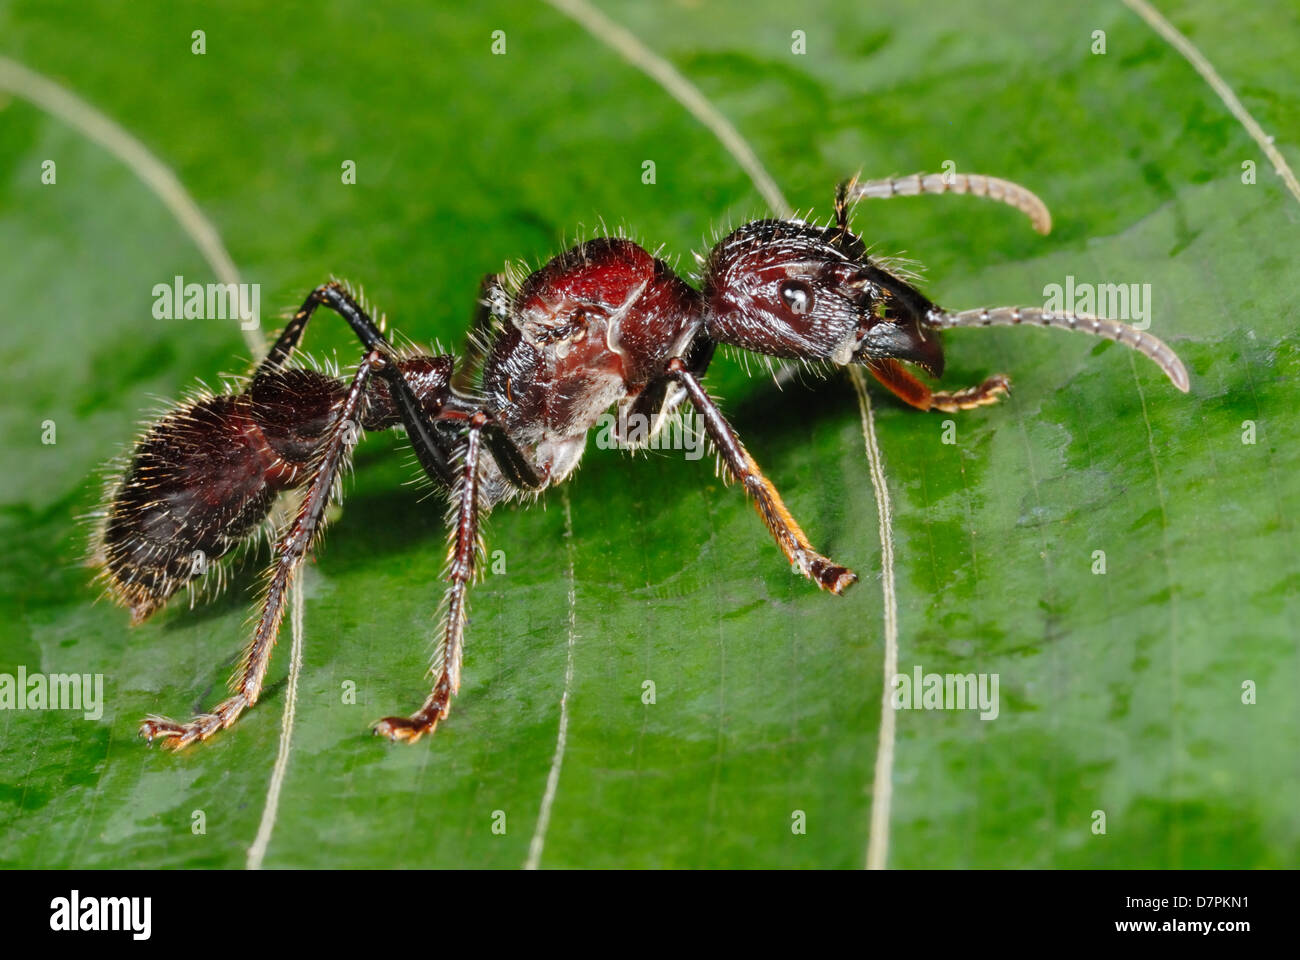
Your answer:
139;347;384;748
666;358;857;595
373;412;492;742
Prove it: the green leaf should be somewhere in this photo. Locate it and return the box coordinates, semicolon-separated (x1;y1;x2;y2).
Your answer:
1;0;1296;868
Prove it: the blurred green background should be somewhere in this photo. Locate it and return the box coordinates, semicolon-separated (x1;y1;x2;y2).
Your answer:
0;0;1296;868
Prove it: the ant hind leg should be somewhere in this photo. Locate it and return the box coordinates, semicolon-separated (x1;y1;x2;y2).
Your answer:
139;347;384;749
373;413;491;743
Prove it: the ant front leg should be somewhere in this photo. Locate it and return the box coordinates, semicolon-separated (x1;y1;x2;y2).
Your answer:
373;412;491;742
140;347;384;748
666;358;857;595
867;358;1010;413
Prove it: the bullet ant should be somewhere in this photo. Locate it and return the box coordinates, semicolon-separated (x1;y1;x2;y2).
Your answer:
90;172;1189;748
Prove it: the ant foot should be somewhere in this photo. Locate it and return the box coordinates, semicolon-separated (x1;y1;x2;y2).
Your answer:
809;557;858;595
373;712;441;743
931;374;1011;413
139;712;222;750
139;693;247;749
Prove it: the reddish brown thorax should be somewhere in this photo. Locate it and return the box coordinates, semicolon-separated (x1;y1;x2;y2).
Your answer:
479;237;701;485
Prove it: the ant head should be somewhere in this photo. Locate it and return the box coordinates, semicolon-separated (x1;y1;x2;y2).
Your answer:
700;216;944;377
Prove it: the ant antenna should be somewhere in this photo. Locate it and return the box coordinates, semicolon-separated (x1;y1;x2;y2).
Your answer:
845;172;1053;235
925;306;1189;392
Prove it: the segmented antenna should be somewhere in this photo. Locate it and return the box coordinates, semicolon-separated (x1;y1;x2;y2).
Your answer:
925;307;1189;392
846;172;1053;235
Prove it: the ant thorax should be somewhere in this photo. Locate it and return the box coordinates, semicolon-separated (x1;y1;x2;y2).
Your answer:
480;236;700;491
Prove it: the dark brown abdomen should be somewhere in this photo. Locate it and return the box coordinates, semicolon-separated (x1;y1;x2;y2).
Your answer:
97;369;346;623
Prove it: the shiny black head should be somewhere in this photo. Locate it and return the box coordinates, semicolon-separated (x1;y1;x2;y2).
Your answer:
700;218;944;376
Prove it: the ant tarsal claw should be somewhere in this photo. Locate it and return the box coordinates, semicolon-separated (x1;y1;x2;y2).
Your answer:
138;716;200;750
813;559;859;595
930;374;1012;413
373;715;439;743
138;702;240;750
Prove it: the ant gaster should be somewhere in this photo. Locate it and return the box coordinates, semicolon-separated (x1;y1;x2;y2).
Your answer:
91;173;1189;748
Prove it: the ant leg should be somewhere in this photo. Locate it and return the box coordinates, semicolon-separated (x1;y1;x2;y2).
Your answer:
373;413;490;742
867;358;1010;413
266;280;542;489
618;329;717;444
263;280;467;485
268;281;542;489
930;377;1011;412
139;347;384;749
451;273;508;394
259;281;388;373
666;358;857;595
866;359;932;410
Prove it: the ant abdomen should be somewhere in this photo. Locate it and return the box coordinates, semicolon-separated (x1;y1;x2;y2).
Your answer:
96;368;350;624
96;355;458;625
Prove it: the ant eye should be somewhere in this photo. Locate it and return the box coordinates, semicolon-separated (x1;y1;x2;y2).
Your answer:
779;280;814;316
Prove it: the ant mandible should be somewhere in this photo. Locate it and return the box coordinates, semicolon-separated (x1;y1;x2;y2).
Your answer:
91;172;1189;749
